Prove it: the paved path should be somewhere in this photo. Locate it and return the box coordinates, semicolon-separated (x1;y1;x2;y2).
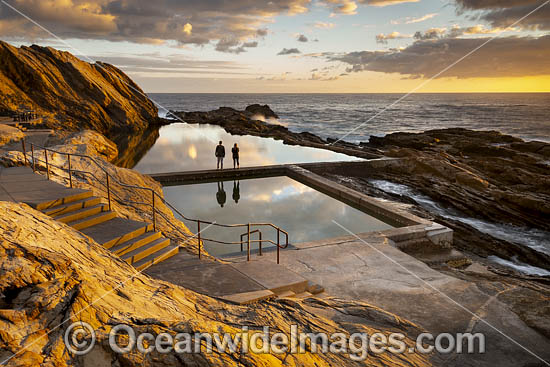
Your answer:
225;231;550;366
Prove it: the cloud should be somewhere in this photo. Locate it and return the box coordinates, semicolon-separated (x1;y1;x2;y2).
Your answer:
215;38;259;54
0;0;313;51
321;0;418;11
313;21;336;29
328;35;550;78
413;25;516;40
87;53;250;77
375;31;412;44
277;48;302;55
364;0;419;6
413;27;448;40
309;72;339;81
408;13;438;24
455;0;550;30
323;0;358;15
297;34;309;42
391;13;438;24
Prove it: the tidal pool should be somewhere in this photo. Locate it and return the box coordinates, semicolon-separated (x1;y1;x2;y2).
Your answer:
133;123;360;174
162;176;395;257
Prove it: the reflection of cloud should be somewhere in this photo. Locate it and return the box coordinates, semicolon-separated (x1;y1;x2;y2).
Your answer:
163;176;394;256
188;144;197;160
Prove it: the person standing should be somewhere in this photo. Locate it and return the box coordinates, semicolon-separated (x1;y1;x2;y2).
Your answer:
215;141;225;169
232;143;240;169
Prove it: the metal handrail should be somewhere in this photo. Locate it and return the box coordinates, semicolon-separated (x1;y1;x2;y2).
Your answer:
22;140;290;263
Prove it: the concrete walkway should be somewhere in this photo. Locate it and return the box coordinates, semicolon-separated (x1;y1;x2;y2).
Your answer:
145;251;320;304
224;231;550;366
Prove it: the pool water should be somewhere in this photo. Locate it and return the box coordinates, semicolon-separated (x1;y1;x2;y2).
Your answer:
133;123;360;174
163;176;395;257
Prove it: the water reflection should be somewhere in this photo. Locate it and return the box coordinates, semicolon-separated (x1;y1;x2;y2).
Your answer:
232;180;240;204
133;123;360;174
216;181;227;208
111;126;160;169
163;176;394;257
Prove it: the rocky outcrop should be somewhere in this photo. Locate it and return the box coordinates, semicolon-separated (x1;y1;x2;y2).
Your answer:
0;125;24;146
322;128;550;272
0;41;158;134
0;183;432;366
172;106;382;159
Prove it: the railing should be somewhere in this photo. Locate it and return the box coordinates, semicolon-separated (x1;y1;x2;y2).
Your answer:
21;140;290;263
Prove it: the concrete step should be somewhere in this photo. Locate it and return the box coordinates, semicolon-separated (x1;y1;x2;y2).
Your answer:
220;290;276;305
293;291;313;299
79;218;153;248
42;196;102;217
35;190;93;211
276;290;296;298
385;225;427;243
67;210;116;231
53;203;108;223
134;243;179;272
110;231;162;256
229;260;309;295
393;238;431;251
121;237;171;264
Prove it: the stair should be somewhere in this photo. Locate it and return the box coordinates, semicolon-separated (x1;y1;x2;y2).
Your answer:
133;244;179;272
35;190;93;211
53;203;109;224
36;188;178;271
42;196;101;216
67;210;117;230
121;237;171;264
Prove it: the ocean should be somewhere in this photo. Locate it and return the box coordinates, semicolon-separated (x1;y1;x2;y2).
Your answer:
148;93;550;144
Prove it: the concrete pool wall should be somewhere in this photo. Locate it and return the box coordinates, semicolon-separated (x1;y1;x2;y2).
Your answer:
149;159;453;251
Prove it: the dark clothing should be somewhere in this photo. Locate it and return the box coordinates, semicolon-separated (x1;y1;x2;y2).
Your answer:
231;146;239;158
215;145;225;158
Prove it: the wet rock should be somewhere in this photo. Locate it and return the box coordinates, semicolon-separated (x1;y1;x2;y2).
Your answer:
244;104;279;119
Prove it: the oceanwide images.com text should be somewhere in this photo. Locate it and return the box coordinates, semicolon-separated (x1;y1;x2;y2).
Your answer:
65;322;486;360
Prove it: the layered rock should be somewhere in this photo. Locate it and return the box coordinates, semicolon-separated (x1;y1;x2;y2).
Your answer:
0;41;158;134
323;128;550;272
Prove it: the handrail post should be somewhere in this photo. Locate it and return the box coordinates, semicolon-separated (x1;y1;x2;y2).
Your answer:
152;191;156;231
240;233;244;252
106;174;112;211
67;154;73;188
44;149;50;180
247;223;251;261
197;220;201;259
31;144;35;172
277;228;280;264
21;140;27;166
259;231;263;256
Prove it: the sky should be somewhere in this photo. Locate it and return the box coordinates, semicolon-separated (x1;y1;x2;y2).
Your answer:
1;0;549;92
